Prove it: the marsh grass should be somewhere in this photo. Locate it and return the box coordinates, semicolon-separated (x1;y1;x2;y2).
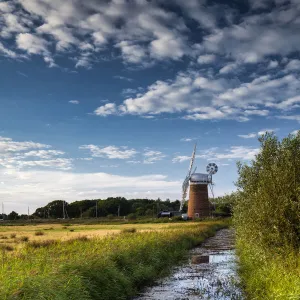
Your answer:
0;221;226;300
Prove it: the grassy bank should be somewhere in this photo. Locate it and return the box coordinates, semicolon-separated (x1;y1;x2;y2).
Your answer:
0;220;226;299
236;242;300;300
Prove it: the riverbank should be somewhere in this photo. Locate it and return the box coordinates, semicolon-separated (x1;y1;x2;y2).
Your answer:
0;220;227;300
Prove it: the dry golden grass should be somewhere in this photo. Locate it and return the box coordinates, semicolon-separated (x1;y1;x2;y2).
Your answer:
0;221;209;248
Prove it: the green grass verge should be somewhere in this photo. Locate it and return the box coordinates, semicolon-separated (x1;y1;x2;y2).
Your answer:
236;242;300;300
0;220;227;300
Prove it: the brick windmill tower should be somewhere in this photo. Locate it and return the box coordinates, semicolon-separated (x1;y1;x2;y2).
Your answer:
179;144;218;219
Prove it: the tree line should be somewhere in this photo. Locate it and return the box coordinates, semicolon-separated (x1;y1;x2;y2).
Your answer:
1;197;186;220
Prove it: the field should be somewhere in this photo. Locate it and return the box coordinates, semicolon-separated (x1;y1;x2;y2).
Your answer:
0;219;227;300
0;222;198;249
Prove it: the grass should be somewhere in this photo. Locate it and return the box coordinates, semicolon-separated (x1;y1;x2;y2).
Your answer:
0;220;227;299
236;242;300;300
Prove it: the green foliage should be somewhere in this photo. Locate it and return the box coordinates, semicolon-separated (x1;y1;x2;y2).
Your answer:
0;221;226;299
234;132;300;299
8;211;19;220
211;193;238;216
32;197;181;220
127;213;137;220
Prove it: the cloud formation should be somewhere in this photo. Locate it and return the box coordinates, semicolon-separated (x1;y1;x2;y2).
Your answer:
79;145;137;159
0;136;72;170
173;146;259;163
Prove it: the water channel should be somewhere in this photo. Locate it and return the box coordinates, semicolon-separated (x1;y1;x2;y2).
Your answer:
135;228;243;300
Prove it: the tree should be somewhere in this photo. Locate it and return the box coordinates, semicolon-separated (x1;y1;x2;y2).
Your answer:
234;132;300;250
8;211;19;220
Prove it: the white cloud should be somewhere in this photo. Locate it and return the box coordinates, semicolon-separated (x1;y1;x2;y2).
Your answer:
257;128;278;135
267;95;300;111
23;150;65;159
0;136;50;152
180;138;194;142
173;146;259;163
114;76;133;82
0;136;71;170
0;41;19;58
238;128;277;139
219;63;238;74
278;115;300;122
0;0;299;71
93;67;300;121
79;145;137;159
69;100;80;104
291;130;299;135
268;60;278;69
16;33;49;55
201;4;300;63
285;59;300;71
238;133;257;139
197;54;216;64
94;103;117;116
143;150;165;164
172;155;191;163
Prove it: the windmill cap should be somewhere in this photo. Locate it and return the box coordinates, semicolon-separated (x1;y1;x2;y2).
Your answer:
190;173;211;183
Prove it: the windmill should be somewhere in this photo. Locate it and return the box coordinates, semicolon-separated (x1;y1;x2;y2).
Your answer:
180;144;218;218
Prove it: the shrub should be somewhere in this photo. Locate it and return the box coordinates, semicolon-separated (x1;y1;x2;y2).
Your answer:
127;213;137;220
234;133;300;250
35;231;45;236
28;240;57;248
121;228;136;234
0;244;14;251
19;236;29;242
10;233;16;239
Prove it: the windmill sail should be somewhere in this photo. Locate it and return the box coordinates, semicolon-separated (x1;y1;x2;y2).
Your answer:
179;143;197;211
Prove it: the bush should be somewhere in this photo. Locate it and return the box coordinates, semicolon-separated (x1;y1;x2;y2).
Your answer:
35;231;45;236
234;133;300;250
121;228;136;234
19;236;29;242
0;244;14;251
28;240;57;248
10;233;16;239
127;213;137;220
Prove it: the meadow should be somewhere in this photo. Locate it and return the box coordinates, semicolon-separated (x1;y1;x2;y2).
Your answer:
0;219;227;299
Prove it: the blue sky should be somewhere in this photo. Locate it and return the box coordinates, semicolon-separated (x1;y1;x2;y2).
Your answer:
0;0;299;214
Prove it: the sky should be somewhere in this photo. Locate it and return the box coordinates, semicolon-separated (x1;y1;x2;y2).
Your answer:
0;0;299;214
